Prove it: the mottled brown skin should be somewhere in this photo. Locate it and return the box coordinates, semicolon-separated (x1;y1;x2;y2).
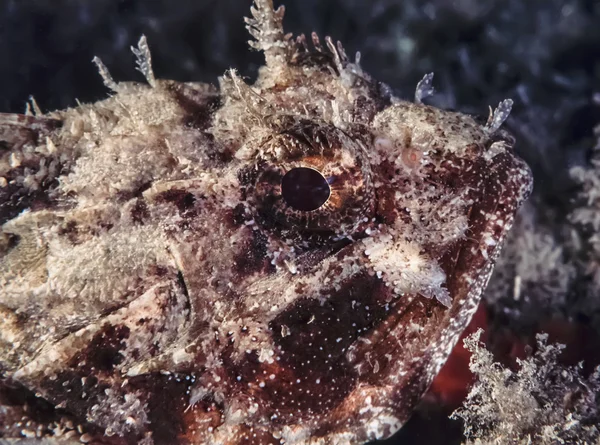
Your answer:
0;1;532;444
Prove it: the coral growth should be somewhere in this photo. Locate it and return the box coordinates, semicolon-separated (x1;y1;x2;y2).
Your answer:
484;201;576;327
452;329;600;445
571;119;600;297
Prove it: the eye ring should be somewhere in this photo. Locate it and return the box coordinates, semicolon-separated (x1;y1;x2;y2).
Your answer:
247;123;375;235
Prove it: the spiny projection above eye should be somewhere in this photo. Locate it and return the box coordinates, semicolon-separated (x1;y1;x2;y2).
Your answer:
0;1;532;444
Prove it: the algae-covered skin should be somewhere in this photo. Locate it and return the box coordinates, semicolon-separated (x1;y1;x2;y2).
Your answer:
0;1;532;443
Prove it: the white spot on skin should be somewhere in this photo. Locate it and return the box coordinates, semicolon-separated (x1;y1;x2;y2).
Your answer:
375;137;394;153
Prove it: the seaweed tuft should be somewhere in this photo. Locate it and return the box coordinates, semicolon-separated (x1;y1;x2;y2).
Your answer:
452;329;600;445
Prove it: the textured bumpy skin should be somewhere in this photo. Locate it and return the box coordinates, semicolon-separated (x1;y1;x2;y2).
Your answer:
0;1;532;444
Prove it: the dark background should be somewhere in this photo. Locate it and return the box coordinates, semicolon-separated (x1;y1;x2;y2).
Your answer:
1;0;599;443
2;0;599;204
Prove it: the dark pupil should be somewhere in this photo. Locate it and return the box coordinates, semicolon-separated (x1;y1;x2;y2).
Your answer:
281;167;331;211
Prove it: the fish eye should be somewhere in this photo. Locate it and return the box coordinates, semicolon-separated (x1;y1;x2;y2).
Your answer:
281;167;331;211
246;122;375;236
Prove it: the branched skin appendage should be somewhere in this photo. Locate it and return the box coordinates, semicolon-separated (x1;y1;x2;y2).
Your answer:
0;1;532;444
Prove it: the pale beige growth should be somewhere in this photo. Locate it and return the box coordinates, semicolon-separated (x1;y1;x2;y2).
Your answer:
453;330;600;444
363;231;451;306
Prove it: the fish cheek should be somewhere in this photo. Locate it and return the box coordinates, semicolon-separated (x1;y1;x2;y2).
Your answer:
264;273;391;418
